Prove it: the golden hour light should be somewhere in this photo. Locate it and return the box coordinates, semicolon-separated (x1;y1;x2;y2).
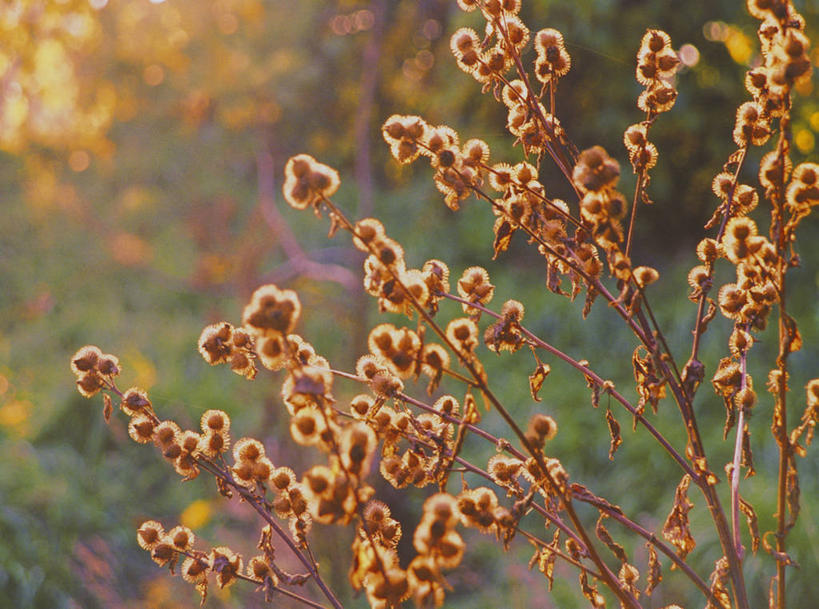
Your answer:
4;0;816;607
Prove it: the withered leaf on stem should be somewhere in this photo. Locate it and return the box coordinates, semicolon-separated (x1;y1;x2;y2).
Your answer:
738;495;759;554
579;362;600;408
463;389;481;424
662;474;696;561
545;261;566;296
740;422;755;477
492;217;514;259
785;457;800;531
582;285;598;319
705;557;732;609
579;570;606;608
571;482;624;514
102;393;113;423
606;408;622;460
762;531;800;567
781;313;802;356
644;543;661;596
529;529;560;590
595;513;628;563
528;363;551;402
196;580;208;606
789;393;817;456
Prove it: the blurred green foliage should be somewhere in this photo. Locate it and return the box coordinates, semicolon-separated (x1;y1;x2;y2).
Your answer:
1;0;817;608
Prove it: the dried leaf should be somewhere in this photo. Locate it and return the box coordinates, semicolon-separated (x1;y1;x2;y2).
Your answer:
579;362;600;408
771;402;786;446
741;422;755;477
492;217;514;259
463;390;480;424
606;408;622;460
579;570;606;608
699;298;718;334
529;363;551;402
582;286;598;319
738;495;760;554
762;531;800;567
545;261;567;296
705;557;732;609
633;346;666;414
595;513;627;563
532;530;560;590
789;388;817;456
681;357;705;399
102;393;113;423
645;543;662;596
197;580;208;606
785;457;800;531
618;562;641;599
570;483;624;515
662;474;696;561
781;313;802;356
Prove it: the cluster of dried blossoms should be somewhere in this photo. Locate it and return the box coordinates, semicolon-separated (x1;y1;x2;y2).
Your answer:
74;0;817;608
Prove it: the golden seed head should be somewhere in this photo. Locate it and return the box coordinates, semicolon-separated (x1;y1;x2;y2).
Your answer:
76;372;104;398
168;525;195;551
137;520;165;551
445;317;479;352
248;556;275;582
121;387;151;416
128;414;156;444
806;379;819;407
633;266;660;288
283;154;340;210
233;437;265;463
353;218;385;252
153;420;181;447
290;406;325;446
96;354;121;377
180;557;209;584
573;146;620;193
210;546;243;589
242;284;302;338
270;466;296;490
529;413;558;441
198;322;234;365
71;345;102;375
200;409;230;434
696;238;722;263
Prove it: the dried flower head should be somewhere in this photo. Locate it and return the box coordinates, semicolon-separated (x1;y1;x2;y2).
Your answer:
283;154;340;210
121;387;152;416
446;317;480;353
137;520;165;551
572;146;620;194
242;284;301;338
210;546;243;589
180;556;209;585
382;115;429;164
457;266;495;314
633;266;660;288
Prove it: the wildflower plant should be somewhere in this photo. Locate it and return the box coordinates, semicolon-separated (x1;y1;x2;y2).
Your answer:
72;1;816;608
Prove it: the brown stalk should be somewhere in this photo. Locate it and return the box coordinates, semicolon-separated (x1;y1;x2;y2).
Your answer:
771;100;793;609
177;548;329;609
193;457;345;609
440;292;697;480
319;196;643;608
